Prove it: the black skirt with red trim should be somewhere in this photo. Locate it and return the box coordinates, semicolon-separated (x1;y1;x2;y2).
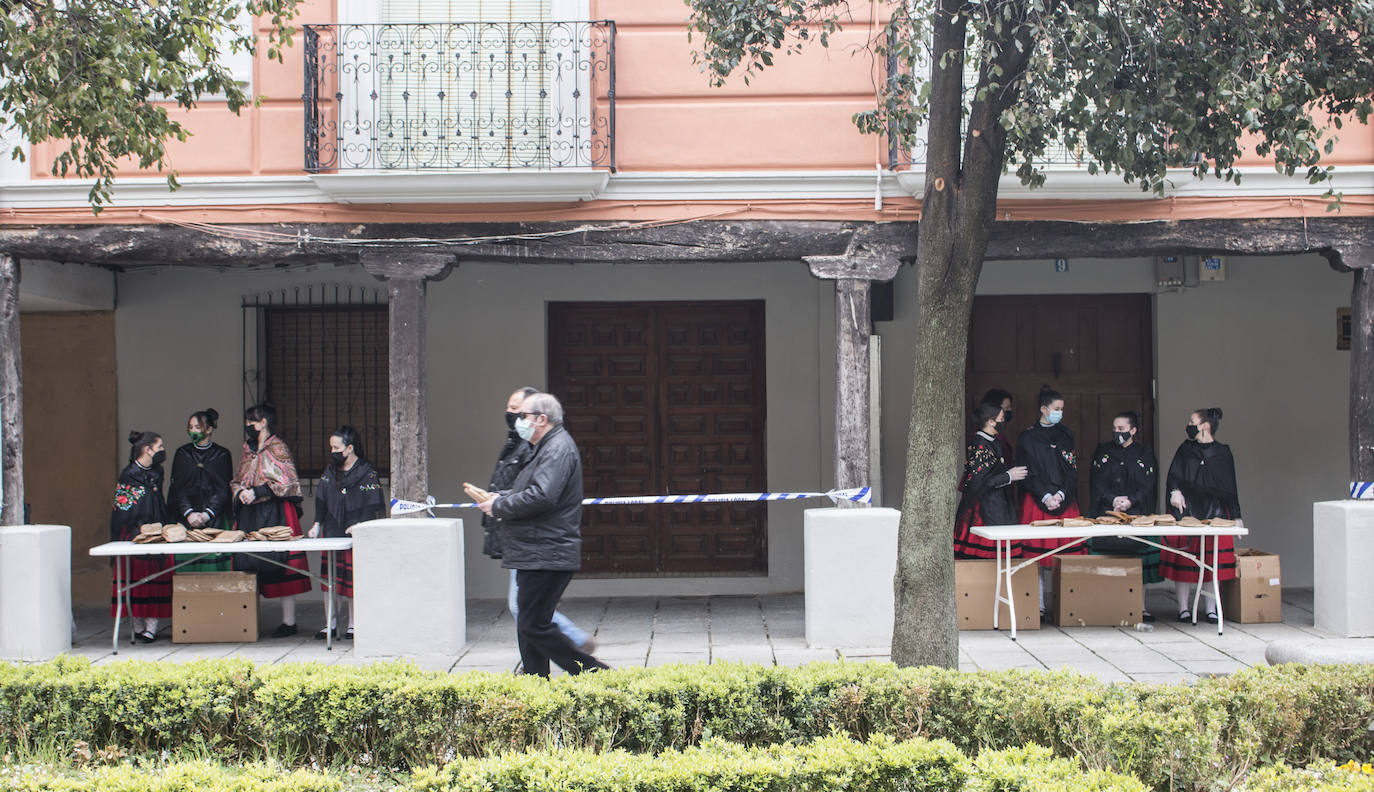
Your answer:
1017;493;1087;567
319;549;354;599
954;502;1022;559
110;556;172;618
1161;535;1236;583
258;503;313;598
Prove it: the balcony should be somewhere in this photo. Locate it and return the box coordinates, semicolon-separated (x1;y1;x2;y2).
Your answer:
302;21;615;203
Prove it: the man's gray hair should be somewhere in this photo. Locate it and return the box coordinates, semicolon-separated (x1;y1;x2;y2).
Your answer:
524;392;564;424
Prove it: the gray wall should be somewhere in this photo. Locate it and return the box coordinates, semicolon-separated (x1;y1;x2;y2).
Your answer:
115;261;833;600
877;253;1349;587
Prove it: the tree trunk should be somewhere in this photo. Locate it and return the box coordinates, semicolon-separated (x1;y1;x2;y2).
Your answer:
1352;262;1374;484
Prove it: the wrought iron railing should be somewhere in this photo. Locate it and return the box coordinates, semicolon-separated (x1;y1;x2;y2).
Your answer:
303;21;615;172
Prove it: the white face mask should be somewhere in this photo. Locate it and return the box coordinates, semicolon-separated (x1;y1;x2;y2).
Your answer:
1047;409;1063;425
515;416;536;441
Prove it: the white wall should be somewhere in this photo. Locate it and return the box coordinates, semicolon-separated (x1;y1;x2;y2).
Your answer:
19;260;115;311
874;253;1349;587
427;261;832;599
115;261;832;600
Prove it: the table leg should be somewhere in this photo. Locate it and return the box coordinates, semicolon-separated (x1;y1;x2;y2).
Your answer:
326;550;335;651
1004;543;1019;641
125;556;138;645
992;540;1004;631
1212;534;1225;635
111;557;123;655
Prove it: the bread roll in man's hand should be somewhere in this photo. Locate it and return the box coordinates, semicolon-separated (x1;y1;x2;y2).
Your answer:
463;482;494;502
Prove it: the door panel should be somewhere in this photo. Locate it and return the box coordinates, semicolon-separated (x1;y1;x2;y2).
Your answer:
967;294;1154;511
549;301;767;574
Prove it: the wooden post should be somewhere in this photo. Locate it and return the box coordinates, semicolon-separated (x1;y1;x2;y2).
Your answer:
832;277;873;495
0;254;21;525
1351;257;1374;486
805;234;903;503
361;252;454;509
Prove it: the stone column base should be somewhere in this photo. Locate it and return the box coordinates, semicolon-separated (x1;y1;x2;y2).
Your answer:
0;525;71;660
804;507;899;649
1313;500;1374;637
352;518;465;659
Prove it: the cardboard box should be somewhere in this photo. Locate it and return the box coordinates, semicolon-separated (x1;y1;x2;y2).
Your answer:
1221;549;1282;623
172;572;258;643
1053;556;1142;627
955;559;1040;631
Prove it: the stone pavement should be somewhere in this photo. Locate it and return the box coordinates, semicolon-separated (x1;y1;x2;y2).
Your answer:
68;585;1328;683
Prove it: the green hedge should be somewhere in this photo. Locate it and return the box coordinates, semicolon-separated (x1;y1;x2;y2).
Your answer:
1;658;1372;790
0;740;1148;792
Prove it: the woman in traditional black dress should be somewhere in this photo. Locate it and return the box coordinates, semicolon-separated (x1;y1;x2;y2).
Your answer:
954;402;1028;558
1088;410;1160;620
308;425;384;640
231;402;311;638
167;407;233;572
1163;407;1241;623
109;430;170;643
1015;385;1085;612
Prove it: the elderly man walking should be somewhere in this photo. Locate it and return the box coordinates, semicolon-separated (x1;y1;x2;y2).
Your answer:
478;391;608;676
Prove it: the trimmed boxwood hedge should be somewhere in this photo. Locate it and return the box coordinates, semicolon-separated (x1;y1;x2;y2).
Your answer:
0;740;1149;792
1;658;1372;791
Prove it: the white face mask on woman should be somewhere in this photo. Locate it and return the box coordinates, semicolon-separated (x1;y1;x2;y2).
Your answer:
1047;409;1063;425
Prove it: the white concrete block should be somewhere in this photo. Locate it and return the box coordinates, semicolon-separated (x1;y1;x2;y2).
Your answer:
0;525;71;661
804;507;898;648
1313;501;1374;637
352;518;465;659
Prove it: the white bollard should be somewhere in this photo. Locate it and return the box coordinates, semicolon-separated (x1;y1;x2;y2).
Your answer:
804;507;899;649
0;525;71;661
351;518;465;659
1313;501;1374;637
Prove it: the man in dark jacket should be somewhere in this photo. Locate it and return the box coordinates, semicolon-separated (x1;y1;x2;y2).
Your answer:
484;386;592;656
478;392;608;677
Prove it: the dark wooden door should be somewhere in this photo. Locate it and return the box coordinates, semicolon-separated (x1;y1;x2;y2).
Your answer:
549;301;767;574
966;294;1155;511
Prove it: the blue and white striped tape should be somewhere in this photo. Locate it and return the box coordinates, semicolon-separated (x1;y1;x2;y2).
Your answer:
1352;481;1374;500
391;486;871;516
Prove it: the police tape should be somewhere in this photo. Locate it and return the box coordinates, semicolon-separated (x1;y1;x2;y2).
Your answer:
1353;481;1374;500
390;486;872;516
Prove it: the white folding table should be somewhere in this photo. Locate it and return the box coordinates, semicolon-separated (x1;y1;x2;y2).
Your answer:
969;523;1248;639
89;537;353;652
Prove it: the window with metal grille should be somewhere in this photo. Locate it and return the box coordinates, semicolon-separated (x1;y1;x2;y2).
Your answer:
243;286;390;478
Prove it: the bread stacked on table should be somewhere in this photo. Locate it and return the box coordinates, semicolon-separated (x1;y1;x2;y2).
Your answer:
127;523;295;544
1027;513;1235;528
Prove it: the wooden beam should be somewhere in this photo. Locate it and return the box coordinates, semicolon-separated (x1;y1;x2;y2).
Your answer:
0;254;21;525
1;217;1370;269
1351;251;1374;484
384;276;429;508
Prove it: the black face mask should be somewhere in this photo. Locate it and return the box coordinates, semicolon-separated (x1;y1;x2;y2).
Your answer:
245;425;260;451
1001;410;1012;423
505;411;519;430
1114;431;1132;446
330;451;347;466
151;450;166;466
1185;424;1199;440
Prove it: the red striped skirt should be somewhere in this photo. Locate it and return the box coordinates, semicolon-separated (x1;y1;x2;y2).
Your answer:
1018;493;1087;567
259;505;313;598
1161;535;1236;583
954;502;1021;559
319;549;354;599
111;556;172;618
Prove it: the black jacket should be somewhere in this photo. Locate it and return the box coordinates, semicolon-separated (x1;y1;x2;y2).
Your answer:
167;442;233;524
110;461;166;542
1016;422;1078;513
957;432;1018;526
315;458;385;537
482;430;535;559
1166;440;1241;520
491;423;584;571
1088;441;1158;516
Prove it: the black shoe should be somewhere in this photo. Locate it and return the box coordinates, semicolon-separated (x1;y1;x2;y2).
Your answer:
1142;610;1157;623
1177;609;1193;623
315;627;334;640
271;623;298;639
343;627;355;640
1205;611;1219;624
133;630;158;644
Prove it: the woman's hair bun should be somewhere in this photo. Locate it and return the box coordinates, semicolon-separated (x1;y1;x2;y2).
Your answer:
128;430;142;444
205;408;219;423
